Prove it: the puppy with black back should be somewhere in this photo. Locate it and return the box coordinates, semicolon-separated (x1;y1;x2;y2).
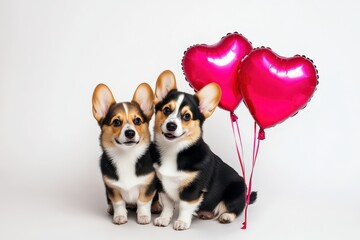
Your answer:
152;70;257;230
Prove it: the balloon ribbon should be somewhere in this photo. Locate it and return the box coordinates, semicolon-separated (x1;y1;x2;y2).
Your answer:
230;112;245;179
241;122;264;229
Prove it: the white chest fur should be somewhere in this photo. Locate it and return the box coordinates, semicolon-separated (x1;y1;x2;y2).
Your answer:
104;145;148;203
156;152;192;202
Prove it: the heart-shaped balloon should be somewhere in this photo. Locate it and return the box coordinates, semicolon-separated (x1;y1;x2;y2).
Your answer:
238;48;318;129
182;33;253;112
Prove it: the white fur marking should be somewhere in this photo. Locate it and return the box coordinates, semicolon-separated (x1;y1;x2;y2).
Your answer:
112;200;127;224
174;200;202;230
137;200;152;224
105;144;149;204
219;213;236;223
161;94;185;139
123;103;129;117
154;192;174;227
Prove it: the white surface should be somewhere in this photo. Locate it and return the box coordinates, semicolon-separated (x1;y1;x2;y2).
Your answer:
0;0;359;239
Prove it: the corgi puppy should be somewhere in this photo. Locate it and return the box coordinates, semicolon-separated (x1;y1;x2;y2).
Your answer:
92;83;159;225
152;70;257;230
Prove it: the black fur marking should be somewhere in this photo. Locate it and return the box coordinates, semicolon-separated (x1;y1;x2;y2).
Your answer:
155;89;256;217
135;148;156;176
100;146;155;181
145;176;161;197
101;102;150;128
100;152;119;180
101;103;123;127
105;184;114;203
149;142;161;165
131;101;151;123
155;90;205;125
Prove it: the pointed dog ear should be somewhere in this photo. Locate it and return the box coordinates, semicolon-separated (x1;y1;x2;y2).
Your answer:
132;83;154;120
92;84;116;123
154;70;177;105
195;83;222;118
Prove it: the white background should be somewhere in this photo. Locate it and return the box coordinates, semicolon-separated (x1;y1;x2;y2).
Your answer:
1;0;359;239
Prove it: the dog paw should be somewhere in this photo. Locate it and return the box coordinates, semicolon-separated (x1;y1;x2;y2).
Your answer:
113;215;128;225
219;213;235;224
137;215;151;225
154;217;171;227
173;220;190;231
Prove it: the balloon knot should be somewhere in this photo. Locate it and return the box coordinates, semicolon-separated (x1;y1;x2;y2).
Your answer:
241;222;247;229
258;128;265;140
230;112;238;122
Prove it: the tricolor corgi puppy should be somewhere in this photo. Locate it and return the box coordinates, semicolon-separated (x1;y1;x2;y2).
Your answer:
152;70;257;230
92;83;159;225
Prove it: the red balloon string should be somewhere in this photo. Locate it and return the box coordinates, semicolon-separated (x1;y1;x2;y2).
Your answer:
230;112;246;180
242;122;263;229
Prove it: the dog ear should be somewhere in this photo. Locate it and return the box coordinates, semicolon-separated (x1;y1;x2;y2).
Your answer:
195;83;222;118
154;70;177;105
92;84;116;123
132;83;154;120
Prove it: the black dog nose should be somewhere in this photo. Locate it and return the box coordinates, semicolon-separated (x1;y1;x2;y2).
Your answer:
125;130;135;139
166;122;177;132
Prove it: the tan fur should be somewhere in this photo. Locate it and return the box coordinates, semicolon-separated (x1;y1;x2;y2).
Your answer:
154;111;162;134
138;172;156;203
154;110;167;134
180;171;199;191
213;201;234;219
99;105;125;149
132;83;154;120
180;107;202;143
182;121;201;146
163;101;177;113
154;70;177;105
127;105;151;145
154;100;177;132
92;84;116;123
101;124;121;149
103;176;123;203
195;83;222;118
99;103;151;149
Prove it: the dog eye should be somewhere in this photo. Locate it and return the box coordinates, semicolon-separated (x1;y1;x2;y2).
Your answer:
133;117;142;126
182;113;191;121
113;119;122;127
163;107;172;116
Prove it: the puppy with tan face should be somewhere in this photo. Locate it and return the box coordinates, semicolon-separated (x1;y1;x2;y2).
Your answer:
92;83;159;225
152;70;257;230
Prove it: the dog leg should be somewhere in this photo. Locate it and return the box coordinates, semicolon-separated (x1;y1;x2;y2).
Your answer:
112;200;128;224
136;200;152;225
154;192;174;227
173;199;201;231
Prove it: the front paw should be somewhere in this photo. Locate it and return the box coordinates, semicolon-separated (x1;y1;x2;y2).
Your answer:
113;215;128;225
154;216;171;227
173;220;190;231
137;215;151;225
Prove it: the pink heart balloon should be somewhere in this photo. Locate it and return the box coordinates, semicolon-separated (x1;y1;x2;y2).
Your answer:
182;33;253;112
239;48;318;129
